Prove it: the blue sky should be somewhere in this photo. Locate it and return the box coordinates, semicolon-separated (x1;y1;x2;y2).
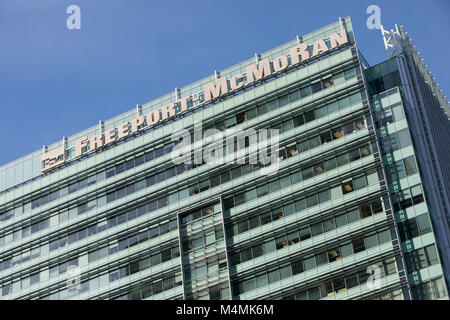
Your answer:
0;0;449;166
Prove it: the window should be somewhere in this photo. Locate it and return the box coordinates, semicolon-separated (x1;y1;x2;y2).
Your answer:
353;175;367;190
323;218;335;232
364;234;379;249
355;118;366;130
336;153;349;166
302;167;314;180
332;127;344;139
306;194;319;208
328;249;341;262
299;227;311;241
318;190;330;203
417;214;432;234
286;144;297;158
279;265;292;279
311;223;323;236
327;101;339;114
316;252;328;266
316;105;328;118
311;81;322;94
303;256;316;270
291;260;304;275
300;85;311;97
289;90;301;102
267;99;278;112
404;156;418;176
304;109;316;123
268;269;280;284
344;67;357;80
336;214;347;228
297;140;309;153
294;114;305;127
349;149;361;162
352;238;365;253
344;122;355;135
342;180;354;194
320;131;332;144
322;78;334;89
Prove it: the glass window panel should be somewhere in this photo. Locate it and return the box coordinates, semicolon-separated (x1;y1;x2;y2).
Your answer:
327;101;339;114
335;213;347;228
297;140;309;153
343;122;355;135
311;81;323;94
316;105;328;118
300;85;311;97
404;156;418;176
336;153;349;166
257;103;267;116
364;234;379;249
268;269;280;284
323;218;335;232
302;167;314;180
332;127;344;140
324;158;337;171
338;96;350;109
318;189;330;203
352;238;366;253
417;214;432;234
267;99;278;111
268;181;279;193
397;129;412;149
316;252;328;266
311;223;323;236
304;109;316;123
353;176;367;190
377;230;391;244
279;265;292;279
279;175;291;189
293;114;305;127
347;209;360;223
299;227;311;241
294;198;307;212
340;242;353;257
303;256;316;270
306;194;319;208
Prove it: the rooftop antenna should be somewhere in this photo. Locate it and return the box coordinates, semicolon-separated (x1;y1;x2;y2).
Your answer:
381;24;402;58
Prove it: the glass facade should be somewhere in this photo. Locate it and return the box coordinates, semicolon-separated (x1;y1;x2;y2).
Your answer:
0;17;448;300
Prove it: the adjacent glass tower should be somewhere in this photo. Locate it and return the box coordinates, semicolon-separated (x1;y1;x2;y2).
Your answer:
0;17;448;300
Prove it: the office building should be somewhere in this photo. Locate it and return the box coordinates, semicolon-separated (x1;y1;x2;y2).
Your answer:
0;17;449;300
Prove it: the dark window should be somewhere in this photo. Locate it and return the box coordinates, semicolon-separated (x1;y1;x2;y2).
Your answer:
311;81;323;93
304;109;316;123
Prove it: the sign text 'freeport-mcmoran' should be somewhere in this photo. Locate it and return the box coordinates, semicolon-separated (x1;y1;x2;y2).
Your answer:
41;29;348;172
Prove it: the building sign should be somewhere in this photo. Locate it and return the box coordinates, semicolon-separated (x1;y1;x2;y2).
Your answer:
41;29;348;173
